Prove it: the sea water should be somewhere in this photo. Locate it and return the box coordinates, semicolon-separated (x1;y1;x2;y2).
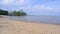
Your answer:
4;15;60;24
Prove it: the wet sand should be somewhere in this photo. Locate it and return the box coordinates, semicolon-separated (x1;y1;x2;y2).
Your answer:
0;18;60;34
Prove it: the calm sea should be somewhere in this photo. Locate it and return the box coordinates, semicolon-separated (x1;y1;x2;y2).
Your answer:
4;15;60;24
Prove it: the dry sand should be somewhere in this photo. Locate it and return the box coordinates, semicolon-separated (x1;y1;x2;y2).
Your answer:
0;18;60;34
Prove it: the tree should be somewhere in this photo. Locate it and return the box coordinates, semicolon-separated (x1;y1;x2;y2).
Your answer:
0;9;8;15
11;10;27;16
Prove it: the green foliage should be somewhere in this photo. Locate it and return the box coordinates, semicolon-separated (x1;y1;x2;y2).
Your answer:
0;9;27;16
11;11;27;16
0;9;8;15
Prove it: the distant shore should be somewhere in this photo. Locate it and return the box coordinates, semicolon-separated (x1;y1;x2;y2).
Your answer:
0;18;60;34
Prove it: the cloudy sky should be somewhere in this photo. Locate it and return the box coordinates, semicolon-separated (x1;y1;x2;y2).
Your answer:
0;0;60;15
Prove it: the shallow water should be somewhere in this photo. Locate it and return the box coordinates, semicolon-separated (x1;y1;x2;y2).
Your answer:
4;16;60;24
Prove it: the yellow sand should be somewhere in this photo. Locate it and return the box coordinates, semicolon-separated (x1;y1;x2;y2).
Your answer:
0;18;60;34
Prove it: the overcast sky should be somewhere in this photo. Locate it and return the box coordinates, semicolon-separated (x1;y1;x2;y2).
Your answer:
0;0;60;15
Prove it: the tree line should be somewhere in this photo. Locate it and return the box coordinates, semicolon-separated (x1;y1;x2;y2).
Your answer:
0;9;27;16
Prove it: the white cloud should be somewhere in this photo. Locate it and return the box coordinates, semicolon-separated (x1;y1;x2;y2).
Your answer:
1;0;30;5
19;0;25;4
0;0;60;11
1;0;14;4
14;0;26;5
25;4;60;11
1;0;55;10
32;5;53;10
17;4;59;11
19;0;30;5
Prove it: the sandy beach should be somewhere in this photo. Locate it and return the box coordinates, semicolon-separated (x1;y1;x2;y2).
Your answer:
0;18;60;34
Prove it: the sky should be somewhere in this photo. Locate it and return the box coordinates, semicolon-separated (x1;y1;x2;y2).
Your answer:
0;0;60;15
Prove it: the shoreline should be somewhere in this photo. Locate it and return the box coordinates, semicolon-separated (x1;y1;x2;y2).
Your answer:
0;18;60;34
1;15;60;25
5;17;60;26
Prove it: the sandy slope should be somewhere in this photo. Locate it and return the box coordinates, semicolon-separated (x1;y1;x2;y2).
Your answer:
0;18;60;34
